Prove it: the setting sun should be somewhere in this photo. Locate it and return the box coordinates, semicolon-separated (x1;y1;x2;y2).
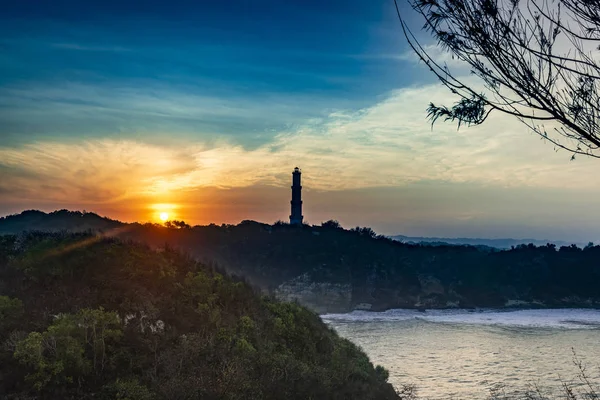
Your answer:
150;203;178;223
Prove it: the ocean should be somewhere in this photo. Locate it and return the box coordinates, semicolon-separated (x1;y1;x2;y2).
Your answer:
322;309;600;399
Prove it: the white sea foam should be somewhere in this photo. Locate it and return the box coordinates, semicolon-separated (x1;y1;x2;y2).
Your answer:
321;308;600;329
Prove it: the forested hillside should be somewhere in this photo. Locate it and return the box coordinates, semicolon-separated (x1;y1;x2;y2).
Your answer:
0;232;397;399
2;211;600;312
0;210;123;234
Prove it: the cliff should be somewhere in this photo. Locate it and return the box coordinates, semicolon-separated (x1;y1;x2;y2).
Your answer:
275;273;352;314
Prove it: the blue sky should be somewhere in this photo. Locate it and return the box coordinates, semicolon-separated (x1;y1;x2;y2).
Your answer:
1;0;421;146
1;0;599;242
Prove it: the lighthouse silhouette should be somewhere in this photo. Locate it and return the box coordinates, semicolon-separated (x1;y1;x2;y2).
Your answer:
290;167;303;225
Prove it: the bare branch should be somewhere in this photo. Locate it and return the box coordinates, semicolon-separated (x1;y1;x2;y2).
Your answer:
396;0;600;158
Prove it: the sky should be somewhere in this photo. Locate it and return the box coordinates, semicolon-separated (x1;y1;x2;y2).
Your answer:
1;0;599;242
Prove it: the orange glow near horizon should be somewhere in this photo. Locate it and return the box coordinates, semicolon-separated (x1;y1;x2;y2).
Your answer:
150;203;179;223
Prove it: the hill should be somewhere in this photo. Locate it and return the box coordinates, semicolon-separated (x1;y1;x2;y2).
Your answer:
0;210;123;234
2;211;600;313
389;234;578;249
0;232;397;399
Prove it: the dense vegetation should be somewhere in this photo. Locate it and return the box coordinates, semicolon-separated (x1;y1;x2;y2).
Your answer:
2;210;600;312
0;232;398;399
0;210;123;234
124;219;600;311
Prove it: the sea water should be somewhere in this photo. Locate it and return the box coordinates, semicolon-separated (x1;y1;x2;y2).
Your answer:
322;309;600;399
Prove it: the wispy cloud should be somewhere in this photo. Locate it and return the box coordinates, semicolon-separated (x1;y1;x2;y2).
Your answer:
0;82;343;146
1;82;598;205
1;81;599;240
50;43;131;52
0;140;198;204
394;43;472;71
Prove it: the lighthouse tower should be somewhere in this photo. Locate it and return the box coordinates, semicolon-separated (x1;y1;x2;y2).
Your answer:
290;167;303;225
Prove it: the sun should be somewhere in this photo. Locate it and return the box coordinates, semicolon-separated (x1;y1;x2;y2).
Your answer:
159;212;169;222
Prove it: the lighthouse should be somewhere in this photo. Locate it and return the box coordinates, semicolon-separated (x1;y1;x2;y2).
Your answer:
290;167;303;225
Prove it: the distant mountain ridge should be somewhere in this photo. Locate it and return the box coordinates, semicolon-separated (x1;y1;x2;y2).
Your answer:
390;234;583;249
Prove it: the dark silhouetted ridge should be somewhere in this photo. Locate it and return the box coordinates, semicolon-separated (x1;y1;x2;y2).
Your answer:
2;211;600;313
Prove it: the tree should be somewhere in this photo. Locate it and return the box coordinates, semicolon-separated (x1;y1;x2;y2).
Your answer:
164;220;191;229
395;0;600;158
0;296;23;327
321;220;343;229
13;308;122;391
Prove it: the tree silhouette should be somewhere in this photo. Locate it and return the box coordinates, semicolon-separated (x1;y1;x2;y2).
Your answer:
396;0;600;158
164;220;191;229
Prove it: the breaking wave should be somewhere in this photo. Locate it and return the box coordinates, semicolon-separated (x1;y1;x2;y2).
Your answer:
321;308;600;329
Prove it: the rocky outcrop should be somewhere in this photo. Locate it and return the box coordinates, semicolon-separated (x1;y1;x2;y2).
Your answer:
275;273;352;314
275;273;460;313
276;272;600;314
354;303;373;311
418;275;445;296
